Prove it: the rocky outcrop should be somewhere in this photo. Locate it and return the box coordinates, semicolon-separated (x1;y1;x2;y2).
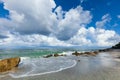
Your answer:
54;53;66;57
72;51;99;56
72;51;82;56
0;57;20;72
43;53;66;58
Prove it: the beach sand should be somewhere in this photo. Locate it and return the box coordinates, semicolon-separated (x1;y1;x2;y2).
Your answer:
1;49;120;80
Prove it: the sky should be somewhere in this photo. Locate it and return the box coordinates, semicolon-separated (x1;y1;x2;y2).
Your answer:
0;0;120;49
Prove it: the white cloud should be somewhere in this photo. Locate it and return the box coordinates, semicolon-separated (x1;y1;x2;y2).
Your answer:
0;0;120;48
96;14;111;28
2;0;57;35
55;6;92;40
1;28;119;48
68;27;120;47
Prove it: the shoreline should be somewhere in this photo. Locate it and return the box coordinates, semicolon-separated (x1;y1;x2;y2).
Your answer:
1;49;120;80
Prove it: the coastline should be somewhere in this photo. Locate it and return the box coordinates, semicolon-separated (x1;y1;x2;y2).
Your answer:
1;49;120;80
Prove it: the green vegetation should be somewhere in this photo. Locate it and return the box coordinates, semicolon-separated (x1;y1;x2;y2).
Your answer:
112;42;120;49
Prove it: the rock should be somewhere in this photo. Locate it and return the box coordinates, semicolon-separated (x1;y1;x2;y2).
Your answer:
90;52;96;56
72;51;81;56
84;52;97;56
43;54;53;58
54;53;59;57
0;57;20;72
116;56;120;59
84;52;90;55
78;60;80;62
54;53;67;57
93;51;99;54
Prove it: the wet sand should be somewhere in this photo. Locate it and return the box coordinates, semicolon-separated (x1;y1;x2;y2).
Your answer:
1;49;120;80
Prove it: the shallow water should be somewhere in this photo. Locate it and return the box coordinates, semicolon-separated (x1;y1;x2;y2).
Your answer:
1;50;120;80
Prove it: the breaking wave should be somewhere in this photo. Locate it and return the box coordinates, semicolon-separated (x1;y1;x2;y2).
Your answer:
9;57;77;78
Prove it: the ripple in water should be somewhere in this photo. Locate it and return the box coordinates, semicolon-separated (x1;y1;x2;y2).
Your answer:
9;57;77;78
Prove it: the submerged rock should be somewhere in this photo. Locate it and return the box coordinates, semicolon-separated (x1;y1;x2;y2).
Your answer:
43;54;53;58
54;53;67;57
0;57;20;72
54;53;59;57
43;53;67;58
72;51;81;56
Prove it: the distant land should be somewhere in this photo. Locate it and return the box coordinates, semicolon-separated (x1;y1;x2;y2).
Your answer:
111;42;120;49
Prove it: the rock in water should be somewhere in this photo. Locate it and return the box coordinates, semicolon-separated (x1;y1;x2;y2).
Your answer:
0;57;20;72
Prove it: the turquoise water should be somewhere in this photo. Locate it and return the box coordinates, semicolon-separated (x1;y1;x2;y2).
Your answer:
0;49;61;59
0;47;99;59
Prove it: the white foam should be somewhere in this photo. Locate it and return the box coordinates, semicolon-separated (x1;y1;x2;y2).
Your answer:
60;51;73;56
9;58;77;78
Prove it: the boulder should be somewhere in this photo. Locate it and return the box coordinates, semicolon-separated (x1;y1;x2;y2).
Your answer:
0;57;20;72
72;51;81;56
54;53;59;57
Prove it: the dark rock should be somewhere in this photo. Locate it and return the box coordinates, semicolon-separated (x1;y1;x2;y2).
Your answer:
43;54;53;58
0;57;20;72
116;56;120;59
54;53;67;57
78;60;80;62
54;53;59;57
72;51;81;56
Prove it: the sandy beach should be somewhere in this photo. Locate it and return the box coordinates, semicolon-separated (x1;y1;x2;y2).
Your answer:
1;49;120;80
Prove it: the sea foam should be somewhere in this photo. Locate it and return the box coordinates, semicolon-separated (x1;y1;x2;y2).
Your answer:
9;57;77;78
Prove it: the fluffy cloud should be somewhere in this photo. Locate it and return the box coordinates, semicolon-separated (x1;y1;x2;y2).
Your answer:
55;6;92;40
2;0;57;35
2;0;92;40
69;27;120;47
96;14;111;28
0;0;120;48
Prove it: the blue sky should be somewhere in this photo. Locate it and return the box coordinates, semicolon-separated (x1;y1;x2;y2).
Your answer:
0;0;120;48
0;3;9;18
